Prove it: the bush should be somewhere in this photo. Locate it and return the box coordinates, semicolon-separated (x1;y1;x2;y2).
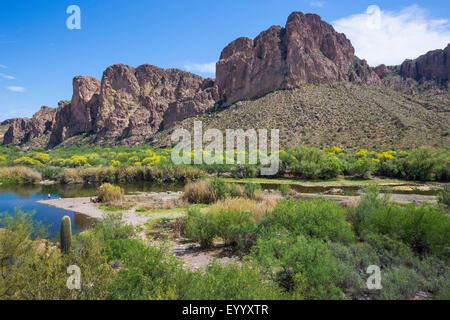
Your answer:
184;198;278;250
183;179;262;204
184;208;216;248
261;198;356;244
98;183;124;207
183;180;217;204
106;239;286;300
249;234;346;299
438;187;450;208
349;157;375;179
92;212;135;241
0;167;42;184
279;184;291;196
0;210;113;300
244;182;262;200
188;262;287;300
356;187;450;255
283;146;344;179
212;209;257;249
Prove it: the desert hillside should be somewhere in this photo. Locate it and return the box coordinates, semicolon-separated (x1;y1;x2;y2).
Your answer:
154;82;450;150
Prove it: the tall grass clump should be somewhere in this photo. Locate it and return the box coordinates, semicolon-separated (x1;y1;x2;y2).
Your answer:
98;183;124;207
183;179;258;204
0;167;42;184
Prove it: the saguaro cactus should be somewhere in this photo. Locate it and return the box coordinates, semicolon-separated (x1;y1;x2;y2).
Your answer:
60;216;72;254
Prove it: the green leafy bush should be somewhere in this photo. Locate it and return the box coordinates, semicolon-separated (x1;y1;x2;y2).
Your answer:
249;234;346;299
184;208;216;248
283;146;344;179
356;187;450;255
261;198;356;244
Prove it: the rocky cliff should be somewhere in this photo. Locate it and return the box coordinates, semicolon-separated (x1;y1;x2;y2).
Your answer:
3;65;218;147
400;44;450;84
216;12;380;105
94;64;217;145
3;106;55;145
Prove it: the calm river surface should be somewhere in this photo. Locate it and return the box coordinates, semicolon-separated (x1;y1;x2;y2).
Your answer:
0;182;184;238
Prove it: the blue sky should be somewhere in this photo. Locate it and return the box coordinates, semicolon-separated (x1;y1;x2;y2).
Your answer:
1;0;449;120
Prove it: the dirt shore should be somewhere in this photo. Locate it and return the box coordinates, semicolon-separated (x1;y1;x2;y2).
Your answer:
37;197;147;225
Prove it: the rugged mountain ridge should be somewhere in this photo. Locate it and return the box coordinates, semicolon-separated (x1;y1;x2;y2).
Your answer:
2;11;449;148
216;12;380;105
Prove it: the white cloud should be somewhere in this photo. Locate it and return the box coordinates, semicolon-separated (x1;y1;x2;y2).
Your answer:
333;5;450;66
310;1;325;7
7;86;25;92
183;62;216;74
0;73;15;80
0;64;6;68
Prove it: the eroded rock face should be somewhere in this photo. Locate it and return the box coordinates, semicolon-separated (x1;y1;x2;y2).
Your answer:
373;64;388;79
94;64;217;144
400;43;450;84
216;11;381;105
48;76;100;147
3;106;55;145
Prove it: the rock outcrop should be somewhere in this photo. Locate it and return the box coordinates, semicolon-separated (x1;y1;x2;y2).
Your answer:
400;43;450;84
3;106;55;145
216;12;381;105
48;76;101;147
94;64;218;145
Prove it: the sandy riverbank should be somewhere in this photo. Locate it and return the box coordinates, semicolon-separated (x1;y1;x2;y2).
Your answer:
37;197;156;226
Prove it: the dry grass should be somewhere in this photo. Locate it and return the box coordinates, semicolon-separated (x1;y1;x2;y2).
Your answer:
98;183;124;206
136;198;186;211
0;167;42;184
211;197;279;221
56;166;205;184
183;180;217;204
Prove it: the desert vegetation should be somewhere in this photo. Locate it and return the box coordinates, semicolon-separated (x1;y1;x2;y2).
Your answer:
0;144;448;186
1;184;448;300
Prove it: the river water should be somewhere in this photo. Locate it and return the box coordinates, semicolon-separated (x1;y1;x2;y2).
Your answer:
0;182;184;238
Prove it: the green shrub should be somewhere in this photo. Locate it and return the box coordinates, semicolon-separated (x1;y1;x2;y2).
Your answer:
261;198;356;244
212;209;257;249
279;184;291;196
0;210;113;299
283;146;344;179
92;212;135;241
349;157;375;179
244;182;262;200
356;188;450;255
249;234;346;299
184;208;216;248
188;262;287;300
209;178;229;200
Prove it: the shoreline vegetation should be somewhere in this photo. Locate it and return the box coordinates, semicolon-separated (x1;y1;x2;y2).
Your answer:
0;145;448;187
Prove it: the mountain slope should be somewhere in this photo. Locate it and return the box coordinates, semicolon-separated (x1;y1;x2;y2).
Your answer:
154;82;450;150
